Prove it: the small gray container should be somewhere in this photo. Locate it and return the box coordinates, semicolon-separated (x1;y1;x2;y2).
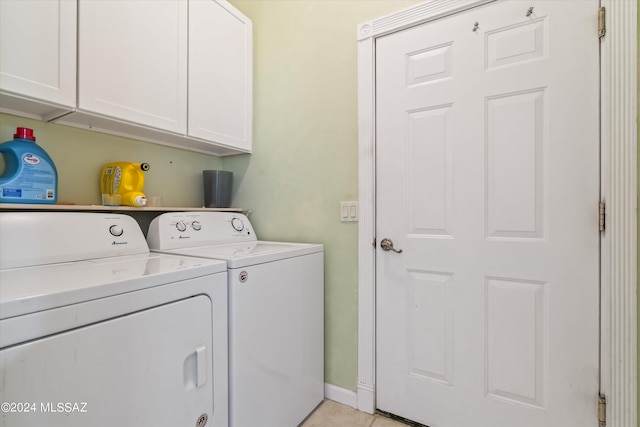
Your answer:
203;170;233;208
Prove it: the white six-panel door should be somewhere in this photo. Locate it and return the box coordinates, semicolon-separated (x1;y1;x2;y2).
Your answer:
375;1;600;426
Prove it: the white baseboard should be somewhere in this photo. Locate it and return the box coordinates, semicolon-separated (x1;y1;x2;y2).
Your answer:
324;383;358;409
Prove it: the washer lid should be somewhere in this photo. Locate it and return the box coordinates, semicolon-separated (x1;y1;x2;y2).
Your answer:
153;241;324;268
0;253;227;319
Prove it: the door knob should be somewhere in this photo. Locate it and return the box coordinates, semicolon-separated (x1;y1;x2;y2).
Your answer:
380;238;403;253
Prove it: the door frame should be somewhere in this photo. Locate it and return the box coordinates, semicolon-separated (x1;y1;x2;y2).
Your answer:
356;1;637;425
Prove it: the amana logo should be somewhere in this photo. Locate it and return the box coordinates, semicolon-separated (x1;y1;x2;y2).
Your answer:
112;241;128;245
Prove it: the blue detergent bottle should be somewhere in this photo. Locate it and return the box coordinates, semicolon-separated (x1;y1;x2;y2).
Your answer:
0;127;58;204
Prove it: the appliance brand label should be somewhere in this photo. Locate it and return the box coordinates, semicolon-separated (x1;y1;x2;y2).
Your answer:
111;241;128;245
196;413;208;427
239;271;248;283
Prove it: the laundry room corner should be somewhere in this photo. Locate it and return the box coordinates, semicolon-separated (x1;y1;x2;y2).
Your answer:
3;1;634;423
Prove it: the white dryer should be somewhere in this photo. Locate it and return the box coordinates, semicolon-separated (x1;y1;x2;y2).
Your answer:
147;212;324;427
0;212;228;427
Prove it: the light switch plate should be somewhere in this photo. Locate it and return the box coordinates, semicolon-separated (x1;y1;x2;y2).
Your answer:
340;201;358;222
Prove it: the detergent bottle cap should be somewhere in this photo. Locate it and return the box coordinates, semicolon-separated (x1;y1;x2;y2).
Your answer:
13;127;36;141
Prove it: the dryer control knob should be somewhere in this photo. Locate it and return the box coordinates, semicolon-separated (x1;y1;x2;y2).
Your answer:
192;221;202;231
176;221;187;232
231;217;244;232
109;225;124;237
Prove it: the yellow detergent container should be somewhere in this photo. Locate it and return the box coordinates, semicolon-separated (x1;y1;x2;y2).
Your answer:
100;162;150;207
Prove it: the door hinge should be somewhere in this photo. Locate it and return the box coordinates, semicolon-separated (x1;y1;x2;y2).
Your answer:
599;202;606;231
598;7;606;39
372;237;376;248
598;394;606;426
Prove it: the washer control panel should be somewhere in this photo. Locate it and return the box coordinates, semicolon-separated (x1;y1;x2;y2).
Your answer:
147;212;256;250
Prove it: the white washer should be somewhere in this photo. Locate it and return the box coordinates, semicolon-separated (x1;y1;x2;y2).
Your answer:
147;212;324;427
0;212;228;427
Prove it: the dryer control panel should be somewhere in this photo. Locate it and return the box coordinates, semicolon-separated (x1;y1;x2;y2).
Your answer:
147;212;256;250
0;212;149;269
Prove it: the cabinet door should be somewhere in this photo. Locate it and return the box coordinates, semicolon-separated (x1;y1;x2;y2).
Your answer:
0;0;76;119
189;0;252;152
78;0;187;133
0;296;214;427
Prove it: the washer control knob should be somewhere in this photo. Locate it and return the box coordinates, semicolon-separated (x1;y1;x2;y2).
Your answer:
192;221;202;231
231;217;244;232
176;221;187;232
109;225;124;237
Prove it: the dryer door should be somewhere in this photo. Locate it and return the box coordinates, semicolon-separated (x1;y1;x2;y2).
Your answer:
0;295;214;427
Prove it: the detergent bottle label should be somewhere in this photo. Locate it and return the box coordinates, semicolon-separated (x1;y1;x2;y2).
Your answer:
101;165;123;194
0;153;56;201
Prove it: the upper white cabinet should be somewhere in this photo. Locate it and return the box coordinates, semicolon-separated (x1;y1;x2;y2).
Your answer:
0;0;252;156
76;1;188;134
0;0;77;120
189;0;253;152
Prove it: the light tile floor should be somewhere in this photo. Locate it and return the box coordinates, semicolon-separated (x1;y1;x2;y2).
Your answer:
301;400;408;427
